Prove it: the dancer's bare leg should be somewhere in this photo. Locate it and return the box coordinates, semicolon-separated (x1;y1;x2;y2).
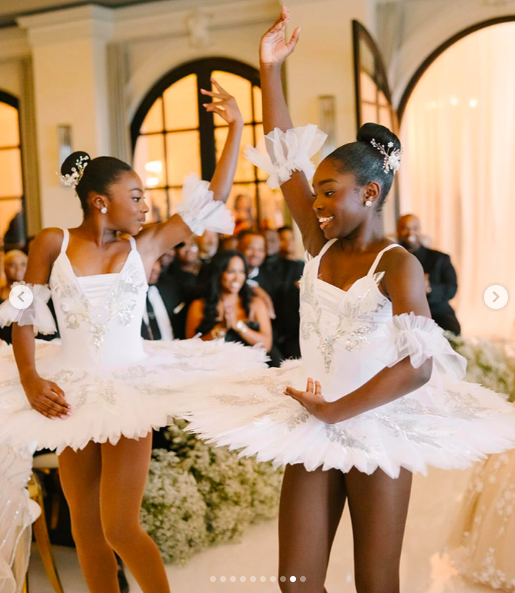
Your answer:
100;433;171;593
346;467;412;593
278;464;347;592
59;442;120;593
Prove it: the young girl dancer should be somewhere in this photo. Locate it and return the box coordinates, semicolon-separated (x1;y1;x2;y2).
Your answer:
0;81;267;593
180;9;515;592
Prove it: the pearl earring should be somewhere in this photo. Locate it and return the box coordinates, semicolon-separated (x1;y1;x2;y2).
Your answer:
101;207;108;214
365;200;373;208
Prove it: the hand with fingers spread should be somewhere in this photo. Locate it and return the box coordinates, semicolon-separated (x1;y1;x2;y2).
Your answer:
21;373;71;420
285;378;335;423
201;78;243;127
260;4;300;66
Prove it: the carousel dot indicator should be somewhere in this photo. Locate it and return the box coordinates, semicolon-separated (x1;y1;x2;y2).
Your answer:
280;576;286;582
230;576;236;582
290;576;297;582
240;576;246;582
260;576;266;582
220;576;226;582
210;576;216;582
250;576;256;582
270;576;277;582
300;576;307;582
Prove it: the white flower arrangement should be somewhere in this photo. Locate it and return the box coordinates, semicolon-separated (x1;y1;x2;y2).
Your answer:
141;420;283;564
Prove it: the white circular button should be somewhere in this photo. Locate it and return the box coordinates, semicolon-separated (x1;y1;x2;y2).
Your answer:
9;285;34;310
484;285;509;310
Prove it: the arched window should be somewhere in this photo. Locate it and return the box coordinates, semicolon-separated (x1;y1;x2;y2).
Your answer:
131;58;285;230
0;91;24;249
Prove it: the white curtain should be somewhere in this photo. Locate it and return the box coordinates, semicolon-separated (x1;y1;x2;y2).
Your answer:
399;23;515;338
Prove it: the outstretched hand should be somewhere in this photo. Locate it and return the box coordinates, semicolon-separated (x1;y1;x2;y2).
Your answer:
285;378;335;423
260;4;300;66
201;78;243;126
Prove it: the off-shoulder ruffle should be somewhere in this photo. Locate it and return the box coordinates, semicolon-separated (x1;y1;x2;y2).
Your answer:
0;283;57;336
243;125;327;189
176;174;235;236
381;313;467;381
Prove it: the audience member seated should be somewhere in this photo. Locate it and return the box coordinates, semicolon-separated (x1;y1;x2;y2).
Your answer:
397;214;461;334
196;230;219;264
278;226;298;261
219;235;239;252
159;246;176;275
263;228;280;259
232;194;254;235
141;260;176;341
186;251;273;359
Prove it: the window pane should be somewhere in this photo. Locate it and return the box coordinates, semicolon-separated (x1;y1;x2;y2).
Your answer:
227;184;257;233
253;124;268;181
253;86;263;123
146;189;168;223
0;149;23;198
168;189;183;216
166;131;201;186
0;103;20;147
378;91;389;107
362;102;378;126
212;71;253;125
215;125;255;182
140;98;163;134
360;71;377;103
133;135;166;189
257;183;285;229
164;74;199;131
379;107;393;129
0;199;22;238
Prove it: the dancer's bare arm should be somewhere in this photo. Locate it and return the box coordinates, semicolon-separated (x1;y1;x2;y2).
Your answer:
138;80;244;260
11;229;70;419
260;6;326;255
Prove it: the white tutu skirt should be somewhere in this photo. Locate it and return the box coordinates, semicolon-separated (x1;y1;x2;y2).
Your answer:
0;339;268;454
180;358;515;479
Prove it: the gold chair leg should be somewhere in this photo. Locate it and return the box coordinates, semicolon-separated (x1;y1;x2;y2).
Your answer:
21;576;28;593
28;475;65;593
50;470;61;531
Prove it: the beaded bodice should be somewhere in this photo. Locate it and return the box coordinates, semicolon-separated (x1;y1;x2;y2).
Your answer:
299;239;400;401
49;230;148;368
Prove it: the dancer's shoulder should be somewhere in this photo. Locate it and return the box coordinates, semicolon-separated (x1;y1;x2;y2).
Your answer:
28;228;63;260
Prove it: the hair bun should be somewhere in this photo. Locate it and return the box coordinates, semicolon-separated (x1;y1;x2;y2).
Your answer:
60;151;91;177
357;122;401;152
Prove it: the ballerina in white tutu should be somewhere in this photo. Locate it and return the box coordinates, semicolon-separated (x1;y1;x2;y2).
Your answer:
0;81;267;593
180;8;515;592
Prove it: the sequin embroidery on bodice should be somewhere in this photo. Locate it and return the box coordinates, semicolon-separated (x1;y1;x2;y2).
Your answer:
49;230;148;368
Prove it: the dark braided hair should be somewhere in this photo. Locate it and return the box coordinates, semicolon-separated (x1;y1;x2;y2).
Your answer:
195;250;253;336
60;151;133;214
326;123;401;210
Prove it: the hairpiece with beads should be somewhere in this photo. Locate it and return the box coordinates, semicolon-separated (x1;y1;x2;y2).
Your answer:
370;139;402;174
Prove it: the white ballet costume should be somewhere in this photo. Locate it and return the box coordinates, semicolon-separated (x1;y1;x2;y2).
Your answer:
178;127;515;479
0;175;268;454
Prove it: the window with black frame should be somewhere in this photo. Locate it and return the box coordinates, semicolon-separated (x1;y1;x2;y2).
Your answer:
131;58;287;231
0;92;25;252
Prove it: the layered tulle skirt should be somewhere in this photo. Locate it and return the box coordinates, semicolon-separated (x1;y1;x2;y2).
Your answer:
179;315;515;479
0;338;268;454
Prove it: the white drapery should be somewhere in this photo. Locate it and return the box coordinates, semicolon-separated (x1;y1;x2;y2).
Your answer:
399;22;515;338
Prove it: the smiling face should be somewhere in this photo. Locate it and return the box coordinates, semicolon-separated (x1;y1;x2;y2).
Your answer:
221;255;247;295
238;234;266;269
4;250;27;284
397;214;422;252
93;170;149;236
312;159;374;240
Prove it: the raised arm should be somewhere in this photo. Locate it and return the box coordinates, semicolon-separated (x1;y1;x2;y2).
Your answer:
138;81;243;264
259;6;326;255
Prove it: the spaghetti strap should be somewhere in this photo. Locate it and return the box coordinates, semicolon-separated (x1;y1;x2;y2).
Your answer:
61;229;70;254
317;238;338;259
128;236;137;252
367;244;401;277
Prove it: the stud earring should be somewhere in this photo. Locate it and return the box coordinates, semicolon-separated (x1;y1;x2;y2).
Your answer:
365;200;373;208
101;207;108;214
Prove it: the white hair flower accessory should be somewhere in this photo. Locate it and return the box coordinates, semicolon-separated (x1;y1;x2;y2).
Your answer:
370;139;403;174
57;155;90;188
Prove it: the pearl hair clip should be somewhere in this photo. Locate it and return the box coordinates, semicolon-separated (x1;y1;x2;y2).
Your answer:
370;139;403;174
57;155;90;188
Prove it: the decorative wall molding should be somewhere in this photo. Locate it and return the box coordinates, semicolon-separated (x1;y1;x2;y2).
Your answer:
0;29;30;61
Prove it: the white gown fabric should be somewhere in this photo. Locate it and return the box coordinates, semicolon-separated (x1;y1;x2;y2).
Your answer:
181;239;515;479
0;443;32;593
0;182;268;454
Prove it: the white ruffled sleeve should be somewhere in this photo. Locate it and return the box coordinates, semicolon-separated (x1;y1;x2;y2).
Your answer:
385;313;466;381
175;174;235;236
243;124;328;189
0;282;57;336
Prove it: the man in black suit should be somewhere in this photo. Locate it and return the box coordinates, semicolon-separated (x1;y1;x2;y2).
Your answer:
397;214;461;335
